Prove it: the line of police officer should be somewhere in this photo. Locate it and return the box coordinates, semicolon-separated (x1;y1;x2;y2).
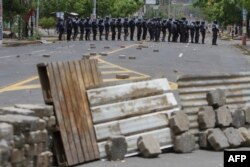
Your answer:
56;17;220;45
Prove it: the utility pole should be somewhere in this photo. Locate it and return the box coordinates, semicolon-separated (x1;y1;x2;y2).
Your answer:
36;0;40;34
168;0;171;18
0;0;3;45
92;0;96;19
242;0;247;46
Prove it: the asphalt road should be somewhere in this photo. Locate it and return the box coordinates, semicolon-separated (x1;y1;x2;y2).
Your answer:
0;36;250;167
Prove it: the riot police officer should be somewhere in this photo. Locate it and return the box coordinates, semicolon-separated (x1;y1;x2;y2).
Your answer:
92;19;98;40
179;18;185;43
148;19;155;41
172;20;178;42
72;17;79;40
184;21;189;43
104;17;110;40
110;18;116;41
116;18;122;41
136;18;142;41
189;21;195;43
155;18;161;42
212;20;219;45
161;20;167;42
129;18;136;41
84;17;91;41
123;18;129;41
57;18;64;41
98;19;104;40
200;21;206;44
79;18;85;41
66;17;73;41
194;21;200;43
167;18;172;42
142;19;148;41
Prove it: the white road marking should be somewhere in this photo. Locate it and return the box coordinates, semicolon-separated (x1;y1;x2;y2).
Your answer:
0;55;16;59
31;49;46;54
179;53;183;58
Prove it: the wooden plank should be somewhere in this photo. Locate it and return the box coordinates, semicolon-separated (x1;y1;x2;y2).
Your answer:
95;113;169;141
58;62;85;162
83;59;95;88
91;93;177;124
74;61;100;159
87;78;171;106
47;63;75;165
67;61;93;161
97;128;173;158
37;63;52;104
92;59;103;84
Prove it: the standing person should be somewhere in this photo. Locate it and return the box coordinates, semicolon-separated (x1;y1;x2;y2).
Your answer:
184;20;189;43
79;18;85;41
72;17;79;41
142;19;148;41
123;18;129;41
84;17;91;41
66;17;73;41
189;21;195;43
161;19;167;42
179;18;185;43
200;21;207;44
116;18;122;41
148;19;154;41
104;17;110;40
167;18;172;42
129;18;136;41
57;18;64;41
172;20;178;42
194;21;200;43
136;18;142;41
110;18;116;41
98;19;104;40
155;18;161;42
92;19;98;40
212;20;219;45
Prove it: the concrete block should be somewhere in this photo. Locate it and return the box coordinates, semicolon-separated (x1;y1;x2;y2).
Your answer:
100;52;108;56
37;119;46;131
207;128;229;151
15;104;54;117
129;56;136;60
206;89;226;108
0;107;35;116
238;127;250;146
0;123;13;141
223;127;242;148
137;135;161;158
34;151;53;167
215;106;232;127
0;144;10;166
198;106;216;130
244;107;250;124
153;49;159;52
105;136;127;161
119;55;126;59
169;111;190;134
47;116;56;128
174;132;196;153
231;108;246;128
90;52;97;56
116;74;130;79
120;45;126;48
104;46;110;49
11;148;24;164
30;144;38;156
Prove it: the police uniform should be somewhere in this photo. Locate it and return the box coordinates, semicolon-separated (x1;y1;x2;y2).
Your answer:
123;18;129;41
104;17;110;40
136;19;142;41
212;21;219;45
92;19;98;40
200;21;206;44
79;18;85;41
117;18;122;40
98;19;104;40
66;17;73;41
84;18;91;41
110;18;116;41
129;18;136;41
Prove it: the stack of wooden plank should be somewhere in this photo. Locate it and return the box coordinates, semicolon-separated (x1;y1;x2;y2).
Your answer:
87;78;180;158
37;59;102;166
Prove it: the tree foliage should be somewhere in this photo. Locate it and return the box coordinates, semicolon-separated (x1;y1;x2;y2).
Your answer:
193;0;250;26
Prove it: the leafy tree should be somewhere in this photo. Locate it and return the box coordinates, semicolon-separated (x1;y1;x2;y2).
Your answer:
39;17;56;35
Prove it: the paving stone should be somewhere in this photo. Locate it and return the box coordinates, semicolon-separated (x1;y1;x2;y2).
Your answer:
215;106;233;127
231;108;246;128
244;107;250;124
223;127;242;148
174;132;196;153
15;104;54;117
90;52;97;56
0;145;10;166
105;136;127;161
100;52;108;56
120;45;126;48
13;134;25;149
11;148;24;164
47;116;56;128
169;111;190;134
206;89;226;108
153;49;159;52
207;128;229;151
104;46;110;49
238;127;250;146
198;106;216;130
0;123;13;140
116;74;130;79
137;135;161;158
129;56;136;60
119;55;126;59
199;129;212;149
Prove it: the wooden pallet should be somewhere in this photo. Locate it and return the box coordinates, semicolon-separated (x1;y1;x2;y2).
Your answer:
37;59;102;166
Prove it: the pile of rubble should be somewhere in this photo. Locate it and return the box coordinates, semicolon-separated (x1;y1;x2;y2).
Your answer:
198;89;250;151
0;104;56;167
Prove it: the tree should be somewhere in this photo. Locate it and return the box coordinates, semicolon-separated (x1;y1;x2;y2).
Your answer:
39;17;56;35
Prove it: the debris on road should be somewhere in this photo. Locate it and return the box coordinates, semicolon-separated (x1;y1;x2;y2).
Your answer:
137;135;161;158
119;55;126;59
105;136;127;161
116;74;130;79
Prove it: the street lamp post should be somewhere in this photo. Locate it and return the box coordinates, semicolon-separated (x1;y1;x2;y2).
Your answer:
242;0;247;46
0;0;3;45
92;0;96;19
168;0;171;18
